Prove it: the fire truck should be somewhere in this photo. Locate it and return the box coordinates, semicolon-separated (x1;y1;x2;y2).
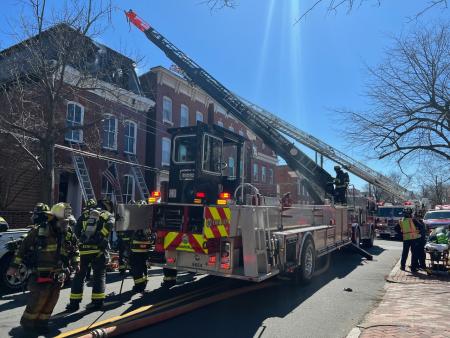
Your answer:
116;10;379;282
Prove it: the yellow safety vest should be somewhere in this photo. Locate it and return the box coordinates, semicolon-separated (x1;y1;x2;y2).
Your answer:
399;218;420;241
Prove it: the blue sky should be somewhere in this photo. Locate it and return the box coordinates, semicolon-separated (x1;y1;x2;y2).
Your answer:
1;0;447;190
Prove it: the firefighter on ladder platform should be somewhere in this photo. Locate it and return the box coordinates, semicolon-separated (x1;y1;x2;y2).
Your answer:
8;203;79;333
334;166;350;204
66;199;114;312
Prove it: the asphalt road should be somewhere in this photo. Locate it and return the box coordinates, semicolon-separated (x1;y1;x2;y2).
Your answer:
0;239;402;338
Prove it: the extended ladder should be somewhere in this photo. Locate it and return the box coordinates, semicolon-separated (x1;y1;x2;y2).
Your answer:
125;10;334;204
106;161;124;204
127;154;150;201
70;142;96;203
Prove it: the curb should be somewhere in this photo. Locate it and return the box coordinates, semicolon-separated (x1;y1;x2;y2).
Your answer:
345;258;400;338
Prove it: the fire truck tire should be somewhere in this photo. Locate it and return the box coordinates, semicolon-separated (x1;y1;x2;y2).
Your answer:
297;238;316;284
353;227;361;248
362;227;375;248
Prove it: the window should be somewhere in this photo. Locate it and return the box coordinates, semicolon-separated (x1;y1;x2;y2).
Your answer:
202;134;223;174
102;115;117;150
180;104;189;127
228;157;235;177
261;166;266;183
124;120;137;154
65;102;84;142
163;96;173;123
238;130;244;137
229;126;234;132
253;163;258;182
268;168;274;184
162;137;171;166
173;135;195;163
196;111;203;123
122;175;135;203
101;175;114;201
217;121;224;127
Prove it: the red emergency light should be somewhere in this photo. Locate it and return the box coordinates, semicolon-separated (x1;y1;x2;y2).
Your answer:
151;191;161;198
196;192;206;198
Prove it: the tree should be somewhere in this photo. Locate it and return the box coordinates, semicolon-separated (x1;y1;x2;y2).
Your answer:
340;23;450;169
0;0;125;205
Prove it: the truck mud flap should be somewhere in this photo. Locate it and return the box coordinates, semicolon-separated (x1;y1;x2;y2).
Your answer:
350;243;373;260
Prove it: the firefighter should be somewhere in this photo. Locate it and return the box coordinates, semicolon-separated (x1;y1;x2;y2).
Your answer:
414;211;427;270
66;199;114;312
81;199;97;282
399;207;421;272
129;229;151;293
117;200;135;275
334;166;349;204
7;203;79;333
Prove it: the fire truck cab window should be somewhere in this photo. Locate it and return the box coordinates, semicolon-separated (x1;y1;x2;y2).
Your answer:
173;135;195;163
202;134;223;174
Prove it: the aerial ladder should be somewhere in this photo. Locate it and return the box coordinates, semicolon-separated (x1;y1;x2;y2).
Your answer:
125;10;334;204
238;97;409;201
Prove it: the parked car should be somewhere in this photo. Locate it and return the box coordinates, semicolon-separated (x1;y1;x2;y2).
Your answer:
0;227;31;291
424;207;450;231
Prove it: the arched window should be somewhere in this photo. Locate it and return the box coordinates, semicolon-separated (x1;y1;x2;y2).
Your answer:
122;175;135;203
124;120;137;154
196;111;203;123
102;115;118;150
65;102;84;143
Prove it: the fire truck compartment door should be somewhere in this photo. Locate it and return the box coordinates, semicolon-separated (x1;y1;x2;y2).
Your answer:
115;204;154;231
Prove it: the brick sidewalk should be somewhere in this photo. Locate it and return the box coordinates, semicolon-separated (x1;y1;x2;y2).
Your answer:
349;256;450;338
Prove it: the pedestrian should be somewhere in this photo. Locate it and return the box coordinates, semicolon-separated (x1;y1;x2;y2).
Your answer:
7;203;79;333
66;199;114;312
413;211;427;270
399;207;421;272
333;166;350;204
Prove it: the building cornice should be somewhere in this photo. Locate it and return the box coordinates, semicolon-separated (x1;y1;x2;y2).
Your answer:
64;66;155;112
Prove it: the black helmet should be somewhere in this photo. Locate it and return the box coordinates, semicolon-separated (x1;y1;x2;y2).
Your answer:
334;165;341;171
403;207;413;217
86;199;97;208
33;202;50;214
97;199;114;213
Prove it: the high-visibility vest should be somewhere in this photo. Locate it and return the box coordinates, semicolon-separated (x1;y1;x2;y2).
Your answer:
399;218;420;241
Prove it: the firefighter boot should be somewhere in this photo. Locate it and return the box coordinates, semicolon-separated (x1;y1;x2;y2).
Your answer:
86;299;104;311
161;268;177;288
65;300;80;312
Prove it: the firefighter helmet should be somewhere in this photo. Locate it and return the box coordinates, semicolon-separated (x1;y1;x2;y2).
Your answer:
86;199;97;208
51;202;72;220
34;203;50;214
334;165;341;171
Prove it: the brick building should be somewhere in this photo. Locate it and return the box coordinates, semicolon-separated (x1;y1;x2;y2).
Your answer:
275;165;314;204
0;25;154;224
139;66;278;196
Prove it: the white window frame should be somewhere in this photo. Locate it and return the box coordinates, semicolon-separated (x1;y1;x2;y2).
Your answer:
253;163;259;182
238;130;244;137
180;104;189;127
163;96;173;124
65;102;84;143
122;174;135;203
217;121;224;127
101;175;114;201
229;126;234;133
162;137;171;166
268;168;274;184
196;111;203;123
124;120;137;154
102;114;118;150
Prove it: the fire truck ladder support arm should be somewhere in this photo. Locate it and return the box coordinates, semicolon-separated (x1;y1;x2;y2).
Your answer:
125;10;333;204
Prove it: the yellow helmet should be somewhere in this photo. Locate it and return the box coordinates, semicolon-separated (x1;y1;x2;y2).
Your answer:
51;203;72;220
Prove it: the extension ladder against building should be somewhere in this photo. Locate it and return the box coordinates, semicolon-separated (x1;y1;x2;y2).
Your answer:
70;142;96;203
127;153;150;201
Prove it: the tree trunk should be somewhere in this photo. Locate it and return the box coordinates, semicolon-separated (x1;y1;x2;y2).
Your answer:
41;142;55;205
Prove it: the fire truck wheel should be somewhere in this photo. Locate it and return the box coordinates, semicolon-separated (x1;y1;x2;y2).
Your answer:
363;227;375;248
297;238;316;284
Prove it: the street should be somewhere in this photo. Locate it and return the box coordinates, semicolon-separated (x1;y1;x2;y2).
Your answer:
0;239;401;338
